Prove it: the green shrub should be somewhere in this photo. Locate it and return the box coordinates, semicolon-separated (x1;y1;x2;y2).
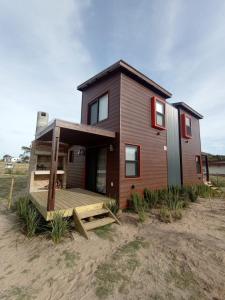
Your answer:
106;200;119;215
51;213;68;244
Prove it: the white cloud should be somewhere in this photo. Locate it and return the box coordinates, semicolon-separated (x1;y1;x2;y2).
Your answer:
0;0;92;157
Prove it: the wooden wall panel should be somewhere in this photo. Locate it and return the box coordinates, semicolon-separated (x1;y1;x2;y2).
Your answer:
80;73;121;200
119;74;168;208
179;108;203;185
67;145;85;188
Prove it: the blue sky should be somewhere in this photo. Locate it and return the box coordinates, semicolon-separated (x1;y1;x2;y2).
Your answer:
0;0;225;157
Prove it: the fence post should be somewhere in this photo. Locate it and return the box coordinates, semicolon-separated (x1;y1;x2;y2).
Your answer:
8;175;15;209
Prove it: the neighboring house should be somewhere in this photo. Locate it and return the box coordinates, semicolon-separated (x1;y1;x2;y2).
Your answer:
208;161;225;176
3;155;12;163
28;60;203;222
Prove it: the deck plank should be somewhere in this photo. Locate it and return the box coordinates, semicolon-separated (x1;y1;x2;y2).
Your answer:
30;188;112;221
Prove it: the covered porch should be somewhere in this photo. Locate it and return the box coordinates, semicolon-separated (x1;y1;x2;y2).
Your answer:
29;119;120;238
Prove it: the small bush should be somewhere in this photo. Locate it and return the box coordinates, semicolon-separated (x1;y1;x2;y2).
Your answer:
51;213;68;244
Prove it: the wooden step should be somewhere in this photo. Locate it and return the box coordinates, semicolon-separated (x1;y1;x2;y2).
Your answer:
79;208;108;219
84;217;115;231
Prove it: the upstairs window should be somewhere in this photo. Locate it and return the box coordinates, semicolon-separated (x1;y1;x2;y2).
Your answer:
151;97;166;130
89;93;108;125
196;155;201;174
125;145;140;177
182;113;192;138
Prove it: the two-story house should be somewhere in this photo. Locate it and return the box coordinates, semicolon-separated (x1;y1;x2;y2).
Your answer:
28;60;203;235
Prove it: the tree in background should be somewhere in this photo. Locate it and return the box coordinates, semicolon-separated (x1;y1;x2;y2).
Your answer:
19;146;31;163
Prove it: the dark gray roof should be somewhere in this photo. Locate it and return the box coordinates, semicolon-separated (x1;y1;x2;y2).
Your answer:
77;60;172;98
173;102;203;119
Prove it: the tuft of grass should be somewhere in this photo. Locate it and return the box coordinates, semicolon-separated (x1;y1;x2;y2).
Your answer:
94;224;114;241
95;238;148;298
106;200;119;215
16;197;39;238
131;192;147;223
26;206;39;238
62;250;80;268
159;207;172;223
51;213;68;244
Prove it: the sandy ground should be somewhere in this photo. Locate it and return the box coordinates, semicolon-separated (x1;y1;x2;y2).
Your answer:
0;197;225;300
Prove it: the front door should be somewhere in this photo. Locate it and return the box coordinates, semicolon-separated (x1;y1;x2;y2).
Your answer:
86;147;107;194
96;148;107;194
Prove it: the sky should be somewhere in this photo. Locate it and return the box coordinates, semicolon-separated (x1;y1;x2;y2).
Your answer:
0;0;225;157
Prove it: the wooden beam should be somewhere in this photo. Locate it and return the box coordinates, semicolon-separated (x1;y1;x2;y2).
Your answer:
47;126;60;211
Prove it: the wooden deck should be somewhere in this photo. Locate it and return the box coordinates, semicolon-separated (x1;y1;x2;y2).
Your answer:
30;188;112;221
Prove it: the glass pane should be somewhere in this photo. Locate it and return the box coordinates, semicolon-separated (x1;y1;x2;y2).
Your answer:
96;148;107;193
99;94;108;121
186;117;191;127
90;101;98;125
196;156;201;173
186;126;192;136
126;162;137;177
126;146;137;161
156;101;164;114
156;113;164;126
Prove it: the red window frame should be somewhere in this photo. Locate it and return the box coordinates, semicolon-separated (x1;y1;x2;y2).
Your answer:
125;144;141;178
181;113;192;139
195;155;202;174
151;96;166;130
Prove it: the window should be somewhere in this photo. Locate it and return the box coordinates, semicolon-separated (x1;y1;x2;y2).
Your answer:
125;145;140;177
89;93;108;125
151;97;166;130
182;113;192;138
196;156;201;174
69;150;74;163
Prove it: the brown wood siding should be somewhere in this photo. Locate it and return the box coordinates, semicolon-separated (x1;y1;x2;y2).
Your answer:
67;146;85;189
119;73;168;208
179;108;203;185
80;73;121;200
81;72;120;132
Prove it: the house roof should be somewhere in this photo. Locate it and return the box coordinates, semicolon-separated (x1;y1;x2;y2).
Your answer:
173;102;203;119
35;119;115;146
77;60;172;99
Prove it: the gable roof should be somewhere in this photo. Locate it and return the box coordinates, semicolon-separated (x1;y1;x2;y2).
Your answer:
173;102;203;119
77;60;172;98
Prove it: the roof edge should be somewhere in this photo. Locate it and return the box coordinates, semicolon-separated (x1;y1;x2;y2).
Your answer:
77;60;172;98
173;102;203;119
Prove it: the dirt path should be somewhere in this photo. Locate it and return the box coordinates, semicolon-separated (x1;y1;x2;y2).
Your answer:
0;197;225;300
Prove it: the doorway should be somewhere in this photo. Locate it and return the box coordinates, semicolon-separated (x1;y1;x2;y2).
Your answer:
86;147;107;194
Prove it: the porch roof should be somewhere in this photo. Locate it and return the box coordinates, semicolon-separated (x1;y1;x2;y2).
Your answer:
35;119;116;146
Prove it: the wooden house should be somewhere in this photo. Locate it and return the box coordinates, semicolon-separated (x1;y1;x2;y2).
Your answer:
28;60;203;237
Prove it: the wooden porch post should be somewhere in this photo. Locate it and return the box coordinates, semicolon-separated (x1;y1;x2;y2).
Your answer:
47;126;60;211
